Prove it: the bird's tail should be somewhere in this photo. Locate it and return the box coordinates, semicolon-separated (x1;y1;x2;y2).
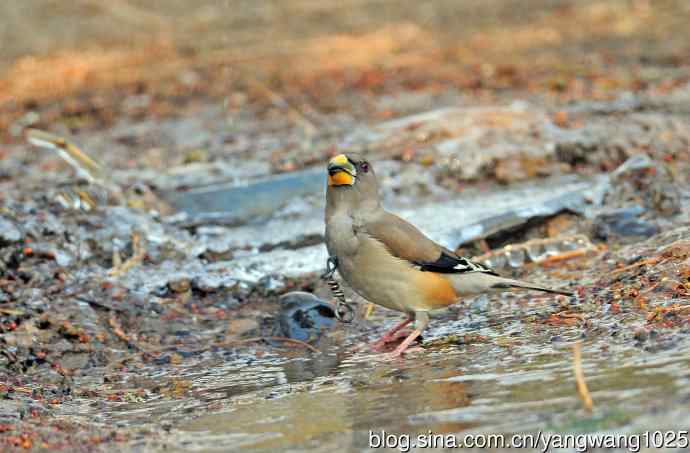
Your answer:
449;272;574;297
491;277;574;297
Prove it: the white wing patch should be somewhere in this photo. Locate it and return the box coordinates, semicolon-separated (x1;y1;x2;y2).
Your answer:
416;252;498;275
452;256;495;274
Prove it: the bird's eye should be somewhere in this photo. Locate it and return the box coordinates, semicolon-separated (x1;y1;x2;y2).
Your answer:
360;162;369;173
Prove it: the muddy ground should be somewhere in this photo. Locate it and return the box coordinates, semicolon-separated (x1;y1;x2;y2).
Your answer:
1;1;690;451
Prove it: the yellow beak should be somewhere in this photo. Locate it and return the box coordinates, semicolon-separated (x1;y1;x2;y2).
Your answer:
327;154;357;186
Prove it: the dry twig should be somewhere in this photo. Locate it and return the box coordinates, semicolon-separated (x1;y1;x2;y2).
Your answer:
572;342;593;412
108;231;145;277
107;314;148;353
610;257;664;275
538;249;590;266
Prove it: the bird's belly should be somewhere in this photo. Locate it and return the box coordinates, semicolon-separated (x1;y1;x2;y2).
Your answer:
340;261;415;313
337;237;458;313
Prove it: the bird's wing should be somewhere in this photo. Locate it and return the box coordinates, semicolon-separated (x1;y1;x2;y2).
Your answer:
363;212;498;276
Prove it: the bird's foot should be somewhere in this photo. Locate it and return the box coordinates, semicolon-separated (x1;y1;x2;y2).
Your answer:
369;330;412;352
352;332;406;353
383;329;423;358
359;318;413;352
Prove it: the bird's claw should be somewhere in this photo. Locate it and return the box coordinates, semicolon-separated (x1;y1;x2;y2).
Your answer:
384;345;424;359
369;330;412;351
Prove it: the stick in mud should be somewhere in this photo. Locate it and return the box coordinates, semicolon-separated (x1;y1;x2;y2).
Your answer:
572;342;593;412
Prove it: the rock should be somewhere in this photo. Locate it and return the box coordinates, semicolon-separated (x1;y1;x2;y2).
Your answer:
58;352;90;370
163;168;323;225
633;327;649;342
609;153;654;178
468;295;490;314
493;154;550;184
54;249;74;267
0;400;21;424
168;278;192;293
0;217;22;245
604;155;681;215
443;175;599;247
191;274;229;293
257;275;286;294
592;205;659;240
273;292;336;343
199;245;234;262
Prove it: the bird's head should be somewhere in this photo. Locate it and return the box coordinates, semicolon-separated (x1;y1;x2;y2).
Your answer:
326;153;380;211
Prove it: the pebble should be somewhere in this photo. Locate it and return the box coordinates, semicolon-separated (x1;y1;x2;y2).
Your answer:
633;327;649;342
273;292;336;342
592;205;659;240
168;278;192;293
0;217;22;244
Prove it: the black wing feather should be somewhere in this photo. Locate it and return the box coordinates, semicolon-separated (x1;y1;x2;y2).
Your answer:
415;251;498;276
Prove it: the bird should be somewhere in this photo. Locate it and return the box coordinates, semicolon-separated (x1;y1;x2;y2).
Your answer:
324;153;573;357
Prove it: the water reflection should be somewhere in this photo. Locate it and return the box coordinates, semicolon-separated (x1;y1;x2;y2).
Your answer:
179;353;474;451
171;346;690;452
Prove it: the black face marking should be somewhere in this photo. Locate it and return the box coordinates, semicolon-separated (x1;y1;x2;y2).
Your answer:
416;251;498;275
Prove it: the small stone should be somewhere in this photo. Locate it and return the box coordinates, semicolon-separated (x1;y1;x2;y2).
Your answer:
183;148;208;164
468;295;490;313
0;217;22;245
58;352;90;370
192;274;237;293
54;250;74;267
274;292;336;342
592;205;658;241
200;246;234;262
168;279;191;293
633;327;648;342
258;275;285;293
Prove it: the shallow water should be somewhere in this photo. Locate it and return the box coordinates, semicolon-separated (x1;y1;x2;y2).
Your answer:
161;340;690;452
74;289;687;453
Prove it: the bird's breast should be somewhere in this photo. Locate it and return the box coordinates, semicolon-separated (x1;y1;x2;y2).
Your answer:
325;213;357;258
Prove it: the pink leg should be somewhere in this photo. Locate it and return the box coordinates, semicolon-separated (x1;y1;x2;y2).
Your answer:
370;317;413;351
388;329;423;357
387;311;429;358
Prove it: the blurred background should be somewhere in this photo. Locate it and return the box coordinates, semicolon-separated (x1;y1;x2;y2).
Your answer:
2;0;689;142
